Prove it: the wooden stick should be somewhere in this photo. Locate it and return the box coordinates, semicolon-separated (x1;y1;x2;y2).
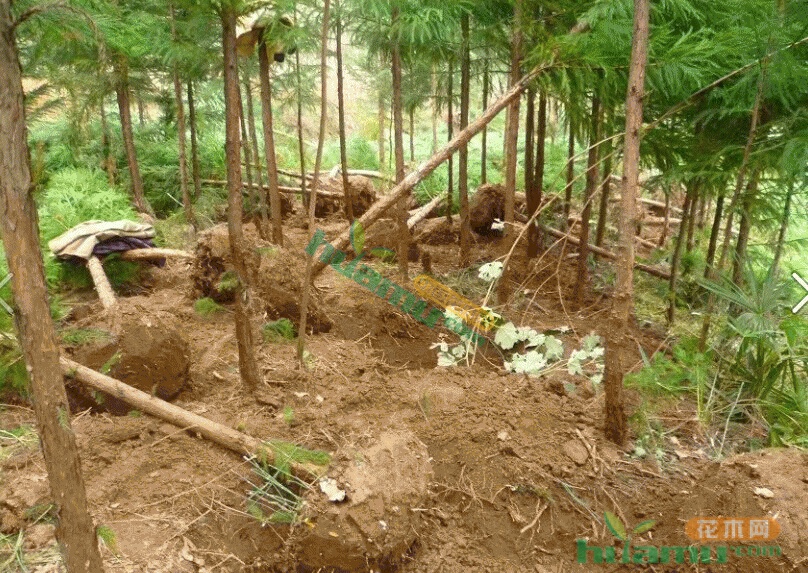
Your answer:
86;256;117;309
542;226;671;279
117;248;194;261
311;64;548;278
59;357;325;478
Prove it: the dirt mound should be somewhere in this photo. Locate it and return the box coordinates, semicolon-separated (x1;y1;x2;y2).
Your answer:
470;183;505;235
295;430;432;571
65;304;190;414
414;217;460;245
365;218;420;262
315;175;377;218
193;223;332;333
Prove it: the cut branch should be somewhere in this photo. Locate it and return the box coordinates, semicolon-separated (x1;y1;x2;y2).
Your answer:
87;256;117;309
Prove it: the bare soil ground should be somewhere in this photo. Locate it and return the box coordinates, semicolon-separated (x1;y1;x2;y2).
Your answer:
1;217;806;573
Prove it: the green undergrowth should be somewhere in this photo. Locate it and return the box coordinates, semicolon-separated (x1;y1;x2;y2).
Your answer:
261;318;297;343
59;327;113;346
194;297;224;317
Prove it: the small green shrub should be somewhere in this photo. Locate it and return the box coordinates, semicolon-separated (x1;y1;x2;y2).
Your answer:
217;271;239;295
60;327;112;346
194;297;224;316
262;318;296;343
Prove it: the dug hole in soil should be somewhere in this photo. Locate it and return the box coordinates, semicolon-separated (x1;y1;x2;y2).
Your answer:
0;217;806;573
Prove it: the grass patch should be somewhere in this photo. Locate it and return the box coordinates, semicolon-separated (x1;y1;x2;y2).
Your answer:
59;327;112;346
261;319;297;343
194;297;225;317
96;525;118;555
217;271;239;295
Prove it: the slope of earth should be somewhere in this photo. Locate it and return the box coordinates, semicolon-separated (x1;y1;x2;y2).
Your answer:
0;219;805;573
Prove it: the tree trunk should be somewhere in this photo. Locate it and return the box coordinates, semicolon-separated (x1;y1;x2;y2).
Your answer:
576;96;600;307
594;127;613;249
391;6;409;282
136;95;145;126
528;91;547;258
667;180;697;325
732;171;759;285
294;34;308;209
431;66;438;154
458;13;471;267
298;0;331;365
378;72;386;172
770;183;792;278
685;186;697;251
171;5;195;228
497;0;523;305
258;36;284;245
481;54;489;185
187;81;202;200
311;65;546;279
446;59;454;223
605;0;650;445
409;108;415;162
659;191;670;247
222;5;261;391
115;60;153;216
0;4;105;568
524;88;535;208
335;4;354;222
238;79;259;235
563;119;575;230
244;75;269;236
99;98;116;186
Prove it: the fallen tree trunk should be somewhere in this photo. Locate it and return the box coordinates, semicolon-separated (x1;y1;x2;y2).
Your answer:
312;64;547;278
86;256;117;309
542;225;671;279
60;357;325;478
202;179;343;199
118;248;194;261
407;194;444;229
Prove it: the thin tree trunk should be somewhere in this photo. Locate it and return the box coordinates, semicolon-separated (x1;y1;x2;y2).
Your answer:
732;171;759;285
258;35;284;245
563;120;575;230
594;130;613;249
391;6;409;281
238;79;258;234
446;59;454;223
171;5;195;228
137;95;145;126
409;108;415;162
244;75;269;235
298;0;331;365
0;4;104;568
576;96;600;307
187;81;202;200
378;69;386;172
605;0;650;445
685;186;697;251
770;183;792;278
524;88;535;207
667;180;697;325
498;0;523;305
659;191;670;246
294;26;308;208
481;54;489;185
704;192;725;278
335;3;354;222
431;66;438;154
115;60;153;216
459;12;471;266
311;64;546;279
222;5;261;391
696;190;707;231
528;91;547;258
99;98;116;186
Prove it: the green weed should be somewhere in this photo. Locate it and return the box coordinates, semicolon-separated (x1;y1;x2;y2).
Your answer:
194;297;225;317
60;328;112;346
261;319;297;343
282;406;295;426
96;525;118;555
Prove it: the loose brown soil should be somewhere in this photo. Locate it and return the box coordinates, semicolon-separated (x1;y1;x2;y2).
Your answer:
1;214;805;573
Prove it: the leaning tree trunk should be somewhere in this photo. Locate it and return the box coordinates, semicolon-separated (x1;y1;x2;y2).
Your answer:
298;0;331;365
187;80;202;199
576;96;601;307
335;4;354;222
391;6;409;281
258;36;284;246
604;0;650;445
497;0;523;306
481;53;490;185
446;59;454;223
244;75;269;236
0;4;104;569
770;183;793;278
222;5;261;391
458;13;472;266
528;91;547;258
170;4;195;228
115;60;153;216
667;179;698;325
563;119;575;230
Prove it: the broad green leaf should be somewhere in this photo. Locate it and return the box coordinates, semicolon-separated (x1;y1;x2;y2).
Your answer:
437;353;457;367
544;336;564;361
478;261;503;282
582;333;602;352
350;221;365;255
632;520;657;535
494;322;520;350
604;511;627;541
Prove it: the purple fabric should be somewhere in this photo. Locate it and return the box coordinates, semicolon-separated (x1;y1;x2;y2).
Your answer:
92;237;155;256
